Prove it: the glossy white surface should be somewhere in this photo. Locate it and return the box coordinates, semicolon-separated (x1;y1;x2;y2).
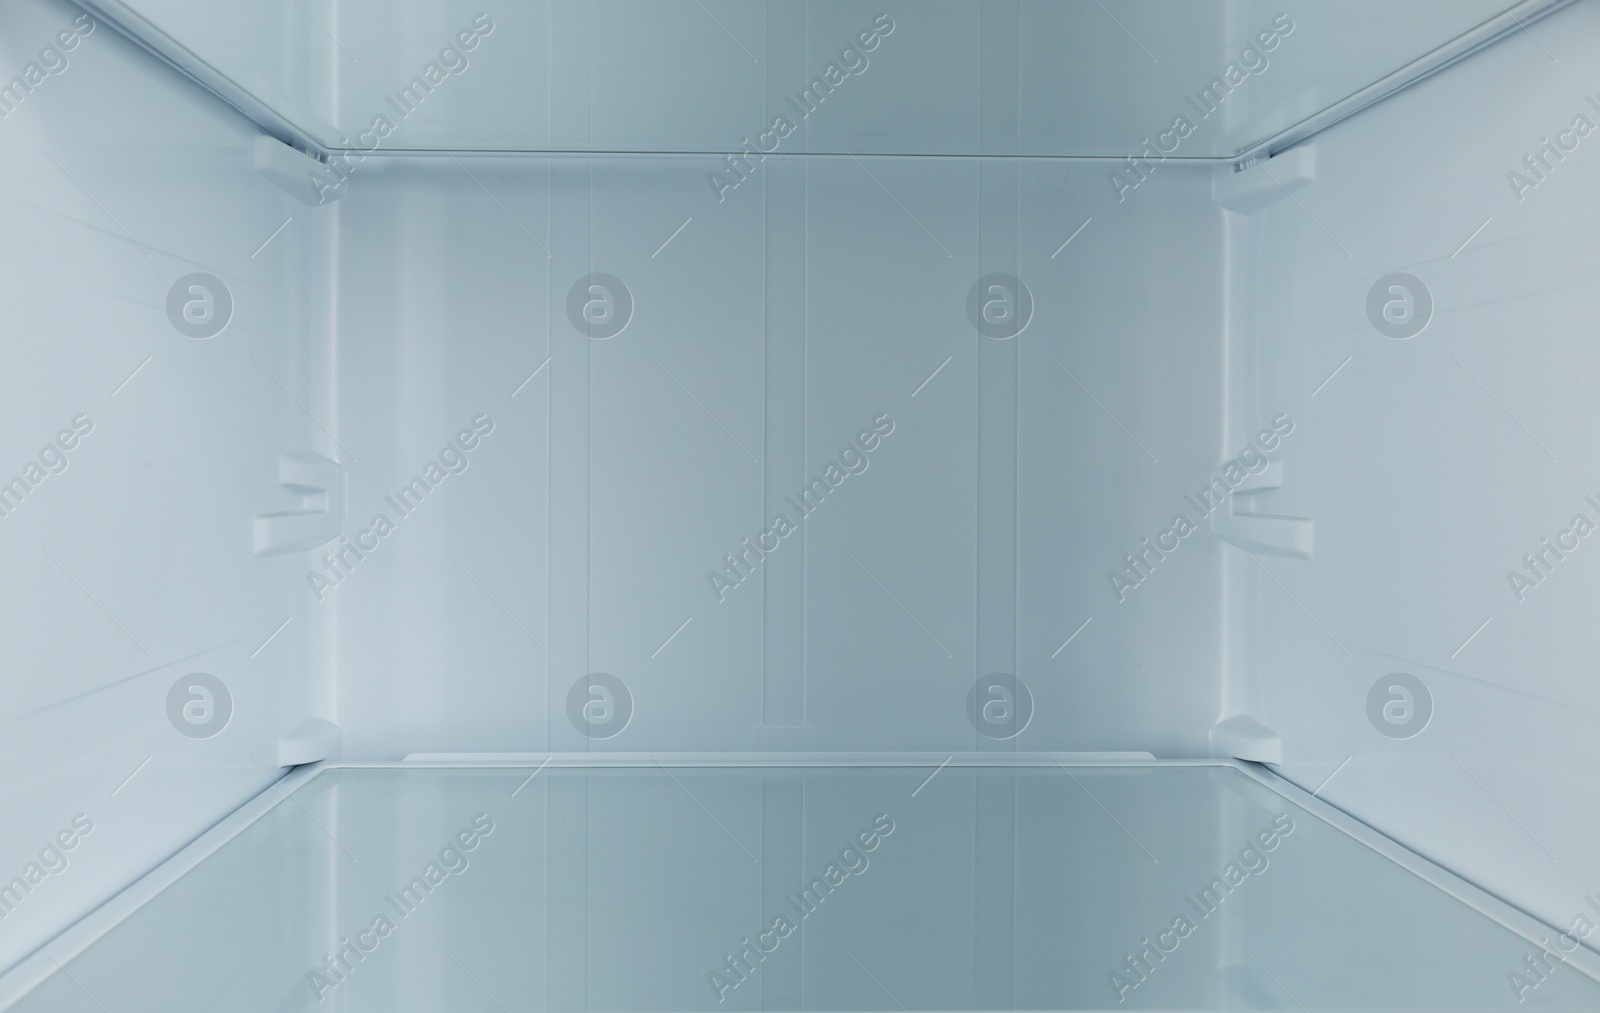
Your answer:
1226;0;1600;948
326;150;1227;760
0;0;321;977
2;0;1600;1001
11;761;1600;1011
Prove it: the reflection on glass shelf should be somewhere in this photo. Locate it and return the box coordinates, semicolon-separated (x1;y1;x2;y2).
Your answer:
13;763;1600;1011
91;0;1519;157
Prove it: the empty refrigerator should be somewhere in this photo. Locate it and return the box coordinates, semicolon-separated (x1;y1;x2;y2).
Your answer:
2;1;1599;1009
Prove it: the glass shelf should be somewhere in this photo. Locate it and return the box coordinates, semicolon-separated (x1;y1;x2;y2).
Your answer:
8;760;1599;1011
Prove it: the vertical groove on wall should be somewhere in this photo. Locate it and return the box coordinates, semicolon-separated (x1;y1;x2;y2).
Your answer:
757;1;810;745
546;772;589;1010
760;778;804;1006
972;3;1021;1007
546;5;592;756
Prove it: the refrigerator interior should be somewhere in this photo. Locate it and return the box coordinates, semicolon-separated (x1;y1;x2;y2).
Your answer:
2;0;1599;1009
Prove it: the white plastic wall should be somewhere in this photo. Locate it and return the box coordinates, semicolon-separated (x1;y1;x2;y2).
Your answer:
7;0;1600;989
81;0;332;140
1232;0;1600;945
0;0;325;972
326;152;1229;757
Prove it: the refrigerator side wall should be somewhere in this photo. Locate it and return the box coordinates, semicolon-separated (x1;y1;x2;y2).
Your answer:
0;0;324;972
1235;0;1600;943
